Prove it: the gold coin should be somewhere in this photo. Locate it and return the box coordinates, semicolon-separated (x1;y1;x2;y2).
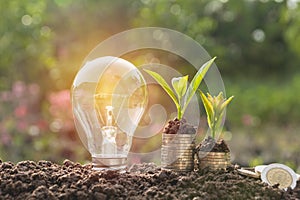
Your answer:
161;152;194;155
198;152;230;156
199;157;230;161
261;163;297;190
198;153;230;159
265;168;293;189
201;161;230;164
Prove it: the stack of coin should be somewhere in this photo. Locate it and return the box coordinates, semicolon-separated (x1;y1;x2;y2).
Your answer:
198;151;231;170
161;134;195;172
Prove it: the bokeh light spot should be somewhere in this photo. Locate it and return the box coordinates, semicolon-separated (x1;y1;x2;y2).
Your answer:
40;26;51;37
252;29;265;43
50;120;63;132
21;15;32;26
287;0;299;9
29;125;40;136
170;4;181;16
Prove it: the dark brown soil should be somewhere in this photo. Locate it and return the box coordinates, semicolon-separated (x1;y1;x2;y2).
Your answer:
197;136;230;152
163;118;196;134
0;160;299;199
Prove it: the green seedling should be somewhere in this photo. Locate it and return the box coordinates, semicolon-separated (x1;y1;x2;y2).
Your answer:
144;57;216;119
199;91;234;139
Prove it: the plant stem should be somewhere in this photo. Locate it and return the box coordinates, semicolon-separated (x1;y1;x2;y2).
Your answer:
177;106;182;119
212;115;217;139
211;127;215;139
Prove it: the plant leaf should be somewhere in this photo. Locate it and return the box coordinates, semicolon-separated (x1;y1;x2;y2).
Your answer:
214;92;224;111
171;75;188;101
182;57;216;114
215;112;224;130
220;95;234;113
144;69;180;109
199;90;214;129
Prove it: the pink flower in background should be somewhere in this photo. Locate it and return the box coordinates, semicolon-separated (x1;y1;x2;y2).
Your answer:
0;81;46;137
48;90;74;133
17;120;28;132
14;105;28;118
49;90;71;111
0;131;11;146
0;81;80;162
12;81;26;98
0;91;12;102
36;119;48;131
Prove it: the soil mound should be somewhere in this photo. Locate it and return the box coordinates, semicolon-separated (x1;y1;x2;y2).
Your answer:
0;160;299;199
198;136;230;152
163;118;196;134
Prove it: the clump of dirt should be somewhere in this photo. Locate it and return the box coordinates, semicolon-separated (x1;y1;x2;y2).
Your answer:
0;160;299;199
163;118;196;134
197;136;230;152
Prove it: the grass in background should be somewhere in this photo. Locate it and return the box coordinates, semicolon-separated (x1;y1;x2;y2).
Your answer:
223;73;300;172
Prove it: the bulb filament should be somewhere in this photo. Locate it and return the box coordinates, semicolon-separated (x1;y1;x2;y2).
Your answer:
105;106;114;126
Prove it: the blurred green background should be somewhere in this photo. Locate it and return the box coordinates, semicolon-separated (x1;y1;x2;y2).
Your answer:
1;0;300;171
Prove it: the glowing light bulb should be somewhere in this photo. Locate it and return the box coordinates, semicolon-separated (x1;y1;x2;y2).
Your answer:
71;56;147;170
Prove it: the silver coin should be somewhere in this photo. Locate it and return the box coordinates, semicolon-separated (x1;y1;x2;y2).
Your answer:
237;168;260;178
261;163;297;190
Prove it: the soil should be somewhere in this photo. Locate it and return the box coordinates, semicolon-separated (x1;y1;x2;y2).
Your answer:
163;118;196;134
1;160;300;199
197;136;230;153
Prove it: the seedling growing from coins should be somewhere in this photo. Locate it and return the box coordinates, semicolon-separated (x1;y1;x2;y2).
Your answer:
196;91;234;170
199;91;234;139
144;57;216;120
145;57;216;171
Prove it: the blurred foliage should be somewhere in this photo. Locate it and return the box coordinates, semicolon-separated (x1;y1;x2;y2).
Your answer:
0;0;300;167
0;0;55;90
226;73;300;126
132;0;300;77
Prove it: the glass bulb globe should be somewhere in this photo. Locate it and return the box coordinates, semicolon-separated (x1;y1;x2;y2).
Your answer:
71;56;147;170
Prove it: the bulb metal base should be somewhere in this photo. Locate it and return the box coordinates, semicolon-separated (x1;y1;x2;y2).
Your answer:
92;156;127;171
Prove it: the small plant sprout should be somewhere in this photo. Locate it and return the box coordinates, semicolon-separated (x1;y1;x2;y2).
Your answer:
199;91;234;140
144;57;216;120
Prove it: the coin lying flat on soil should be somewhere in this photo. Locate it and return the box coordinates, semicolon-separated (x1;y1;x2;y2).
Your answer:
237;168;260;179
261;163;298;190
254;165;268;174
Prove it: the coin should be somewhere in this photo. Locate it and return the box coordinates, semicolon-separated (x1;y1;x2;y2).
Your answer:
200;164;228;169
237;168;260;179
198;152;230;156
254;165;267;174
199;155;230;159
198;152;230;159
200;161;230;165
200;157;230;161
261;163;297;190
161;134;195;172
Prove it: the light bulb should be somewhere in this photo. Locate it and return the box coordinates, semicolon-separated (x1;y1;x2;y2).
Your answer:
71;56;147;170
